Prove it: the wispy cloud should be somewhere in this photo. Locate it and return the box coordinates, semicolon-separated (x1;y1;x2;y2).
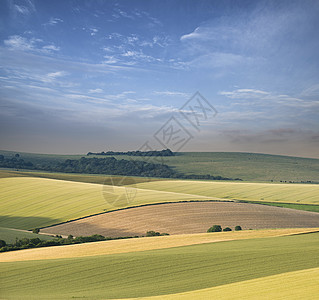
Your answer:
44;17;64;26
220;89;269;99
12;0;36;16
154;91;189;97
4;35;60;54
89;88;103;94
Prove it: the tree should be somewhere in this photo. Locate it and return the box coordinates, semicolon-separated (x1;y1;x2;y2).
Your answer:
223;227;232;232
0;240;6;247
207;225;222;232
235;226;242;231
68;235;74;240
146;231;161;237
30;238;41;245
32;228;40;234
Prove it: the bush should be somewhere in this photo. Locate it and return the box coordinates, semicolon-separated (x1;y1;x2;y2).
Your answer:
30;238;41;245
32;228;40;234
235;226;242;231
223;227;232;232
146;231;161;237
207;225;222;232
0;240;6;247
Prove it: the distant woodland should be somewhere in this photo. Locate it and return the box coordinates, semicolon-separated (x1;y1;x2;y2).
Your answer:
0;154;239;180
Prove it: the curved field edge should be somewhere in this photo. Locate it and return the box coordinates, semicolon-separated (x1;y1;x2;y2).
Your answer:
135;180;319;204
1;233;319;299
1;228;317;262
122;267;319;300
0;177;214;230
0;227;54;244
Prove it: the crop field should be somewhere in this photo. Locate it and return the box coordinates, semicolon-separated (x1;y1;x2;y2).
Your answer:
124;267;319;300
0;177;213;230
0;227;54;244
42;202;319;237
0;169;161;185
1;228;317;262
135;180;319;204
1;232;318;299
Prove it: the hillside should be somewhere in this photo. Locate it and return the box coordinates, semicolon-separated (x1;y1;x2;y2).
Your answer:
42;202;319;238
1;232;319;299
1;150;319;182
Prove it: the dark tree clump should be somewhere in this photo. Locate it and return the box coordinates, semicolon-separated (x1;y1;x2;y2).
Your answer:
223;227;232;232
207;225;222;232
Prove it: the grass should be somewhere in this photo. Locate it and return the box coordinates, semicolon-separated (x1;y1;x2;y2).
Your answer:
1;150;319;182
0;227;54;244
1;228;317;262
0;169;161;185
241;200;319;213
135;180;319;204
0;177;212;230
123;267;319;300
1;232;318;299
108;152;319;182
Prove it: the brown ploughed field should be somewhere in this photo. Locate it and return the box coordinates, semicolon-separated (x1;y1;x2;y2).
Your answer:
42;202;319;237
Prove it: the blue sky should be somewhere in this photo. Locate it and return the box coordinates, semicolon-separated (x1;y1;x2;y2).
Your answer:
0;0;319;158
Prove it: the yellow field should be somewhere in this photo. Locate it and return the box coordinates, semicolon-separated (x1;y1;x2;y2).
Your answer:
1;228;317;262
135;180;319;204
0;177;213;229
123;267;319;300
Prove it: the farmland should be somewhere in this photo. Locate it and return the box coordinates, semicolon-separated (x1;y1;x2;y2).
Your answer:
0;176;212;230
42;202;319;237
1;150;319;182
1;228;315;262
124;267;319;300
1;232;318;299
135;180;319;204
0;227;54;244
0;152;318;299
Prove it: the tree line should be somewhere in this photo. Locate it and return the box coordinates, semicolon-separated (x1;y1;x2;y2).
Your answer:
0;154;240;180
87;149;175;157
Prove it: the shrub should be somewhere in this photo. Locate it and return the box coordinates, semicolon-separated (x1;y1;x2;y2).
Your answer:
30;238;41;245
0;240;6;247
146;231;161;237
223;227;232;232
32;228;40;234
235;226;242;231
68;235;74;240
207;225;222;232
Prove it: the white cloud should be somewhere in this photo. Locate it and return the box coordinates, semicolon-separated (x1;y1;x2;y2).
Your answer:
154;91;189;97
14;5;30;15
4;35;34;51
42;45;60;52
89;88;103;94
220;89;269;99
4;35;60;54
180;27;202;41
45;17;63;26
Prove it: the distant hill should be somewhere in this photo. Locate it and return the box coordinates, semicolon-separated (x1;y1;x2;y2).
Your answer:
0;150;318;182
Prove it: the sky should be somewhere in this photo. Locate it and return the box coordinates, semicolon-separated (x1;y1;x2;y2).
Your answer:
0;0;319;158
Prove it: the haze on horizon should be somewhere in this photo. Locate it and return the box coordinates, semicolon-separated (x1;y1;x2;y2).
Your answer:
0;0;318;158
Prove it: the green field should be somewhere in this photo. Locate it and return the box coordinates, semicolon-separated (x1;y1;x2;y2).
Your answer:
1;149;319;182
0;227;54;244
0;176;212;230
125;267;319;300
1;173;318;231
135;180;319;204
1;232;318;299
